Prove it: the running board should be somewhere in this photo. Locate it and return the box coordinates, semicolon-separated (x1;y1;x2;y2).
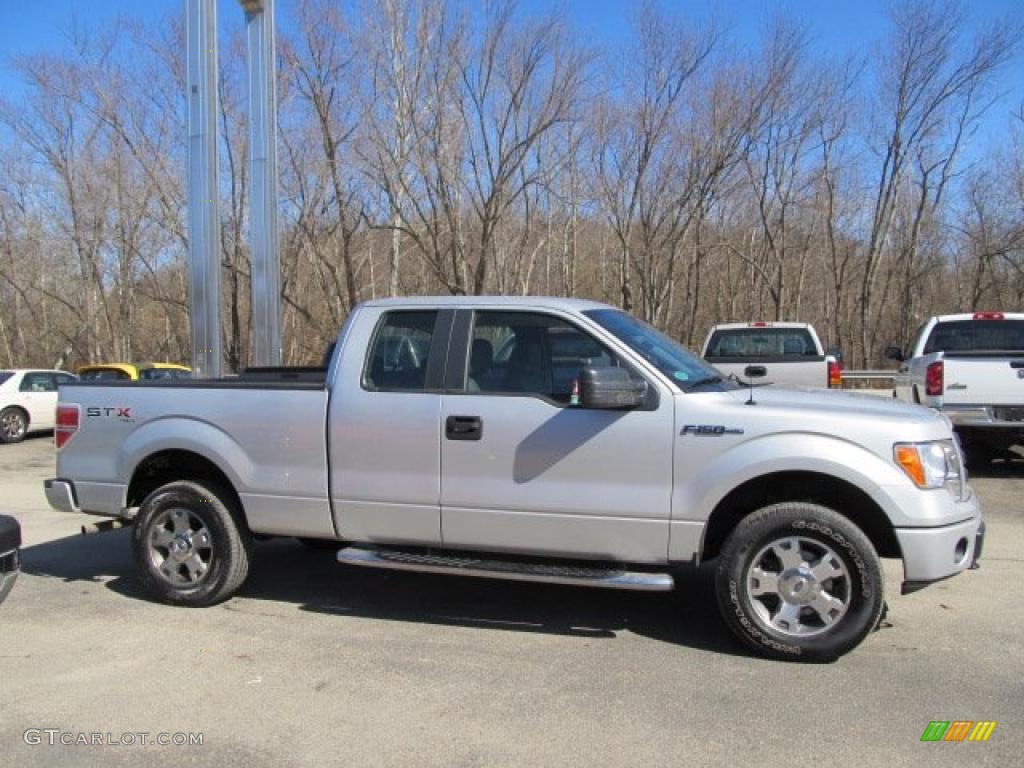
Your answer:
337;545;674;591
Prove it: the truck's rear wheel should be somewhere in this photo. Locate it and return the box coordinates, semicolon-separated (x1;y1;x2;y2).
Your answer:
132;480;252;607
715;502;884;662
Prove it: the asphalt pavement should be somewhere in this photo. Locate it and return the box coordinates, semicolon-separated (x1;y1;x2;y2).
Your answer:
1;434;1022;767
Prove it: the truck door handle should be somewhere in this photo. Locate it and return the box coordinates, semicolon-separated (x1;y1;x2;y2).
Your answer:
446;415;482;441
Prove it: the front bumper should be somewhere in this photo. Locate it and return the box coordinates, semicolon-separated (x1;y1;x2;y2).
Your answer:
0;514;22;604
897;514;984;595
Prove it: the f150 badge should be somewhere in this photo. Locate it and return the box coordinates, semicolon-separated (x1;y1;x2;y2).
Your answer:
680;425;744;436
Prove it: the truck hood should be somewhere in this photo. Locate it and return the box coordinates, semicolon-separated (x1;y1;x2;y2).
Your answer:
726;386;946;427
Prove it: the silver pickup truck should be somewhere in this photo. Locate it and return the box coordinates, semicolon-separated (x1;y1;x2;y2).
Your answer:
45;297;983;661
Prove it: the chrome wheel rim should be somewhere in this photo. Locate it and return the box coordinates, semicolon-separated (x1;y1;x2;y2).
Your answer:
746;536;851;637
148;507;214;588
1;411;26;439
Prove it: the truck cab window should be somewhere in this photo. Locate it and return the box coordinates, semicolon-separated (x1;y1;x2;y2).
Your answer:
364;311;437;392
469;311;614;402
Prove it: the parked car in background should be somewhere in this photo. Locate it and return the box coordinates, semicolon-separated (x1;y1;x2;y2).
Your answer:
0;514;21;604
0;369;78;444
701;322;841;389
888;312;1024;462
77;363;192;381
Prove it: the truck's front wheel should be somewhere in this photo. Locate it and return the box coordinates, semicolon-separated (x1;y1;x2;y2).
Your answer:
132;480;253;607
715;503;884;662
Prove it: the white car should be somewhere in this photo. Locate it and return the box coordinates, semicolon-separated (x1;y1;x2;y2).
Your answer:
0;369;78;444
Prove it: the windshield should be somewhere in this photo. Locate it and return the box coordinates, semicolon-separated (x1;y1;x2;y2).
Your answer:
0;371;13;387
924;320;1024;354
584;309;727;390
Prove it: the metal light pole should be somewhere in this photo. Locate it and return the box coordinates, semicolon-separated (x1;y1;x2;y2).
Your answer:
185;0;223;378
241;0;282;367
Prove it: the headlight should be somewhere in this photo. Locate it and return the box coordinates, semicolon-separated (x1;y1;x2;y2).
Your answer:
893;440;964;498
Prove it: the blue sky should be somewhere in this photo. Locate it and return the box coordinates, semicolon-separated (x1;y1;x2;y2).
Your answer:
1;0;1021;150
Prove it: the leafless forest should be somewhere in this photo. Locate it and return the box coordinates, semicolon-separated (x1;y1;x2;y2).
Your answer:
0;0;1022;371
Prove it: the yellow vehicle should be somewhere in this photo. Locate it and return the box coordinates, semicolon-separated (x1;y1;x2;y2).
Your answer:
76;363;192;382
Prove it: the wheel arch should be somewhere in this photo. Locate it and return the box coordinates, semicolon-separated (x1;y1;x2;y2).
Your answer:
127;449;245;521
700;470;901;563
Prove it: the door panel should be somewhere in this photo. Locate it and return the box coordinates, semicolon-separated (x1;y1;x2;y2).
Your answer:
441;394;674;561
439;310;674;563
329;309;450;546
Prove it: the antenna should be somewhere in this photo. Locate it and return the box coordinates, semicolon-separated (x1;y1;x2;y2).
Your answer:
744;366;766;405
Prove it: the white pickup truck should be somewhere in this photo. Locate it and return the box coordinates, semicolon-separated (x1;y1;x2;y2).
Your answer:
888;312;1024;462
44;297;983;661
701;322;841;389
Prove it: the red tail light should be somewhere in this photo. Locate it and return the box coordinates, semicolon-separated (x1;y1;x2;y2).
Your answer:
972;311;1003;320
55;404;80;449
749;321;771;327
827;359;842;388
925;361;943;397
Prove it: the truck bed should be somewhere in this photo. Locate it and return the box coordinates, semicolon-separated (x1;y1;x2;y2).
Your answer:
61;366;328;390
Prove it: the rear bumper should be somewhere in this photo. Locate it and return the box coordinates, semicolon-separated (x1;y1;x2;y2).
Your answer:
44;478;81;514
943;406;1024;431
897;513;984;594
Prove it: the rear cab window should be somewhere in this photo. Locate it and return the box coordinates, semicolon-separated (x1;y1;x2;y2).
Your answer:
139;368;190;381
923;320;1024;354
704;327;821;361
363;311;438;392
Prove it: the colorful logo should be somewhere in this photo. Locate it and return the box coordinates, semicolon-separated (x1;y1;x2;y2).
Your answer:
920;721;996;742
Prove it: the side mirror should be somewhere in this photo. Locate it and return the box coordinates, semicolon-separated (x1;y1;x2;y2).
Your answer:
884;346;904;362
579;366;646;410
744;365;767;379
826;346;842;362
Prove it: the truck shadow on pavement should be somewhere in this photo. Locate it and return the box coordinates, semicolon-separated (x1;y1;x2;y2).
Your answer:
19;532;749;658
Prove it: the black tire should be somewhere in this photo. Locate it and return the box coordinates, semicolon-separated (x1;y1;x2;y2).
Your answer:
132;480;252;607
0;407;28;444
715;502;884;662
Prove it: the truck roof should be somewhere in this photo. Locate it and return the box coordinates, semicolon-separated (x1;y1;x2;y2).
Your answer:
930;312;1024;322
707;321;814;331
359;296;615;312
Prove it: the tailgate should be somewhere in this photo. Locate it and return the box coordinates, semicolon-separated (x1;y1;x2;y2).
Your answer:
709;359;827;387
942;356;1024;407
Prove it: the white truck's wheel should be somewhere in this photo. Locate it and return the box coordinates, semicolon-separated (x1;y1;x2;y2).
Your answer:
132;481;252;607
715;502;884;662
